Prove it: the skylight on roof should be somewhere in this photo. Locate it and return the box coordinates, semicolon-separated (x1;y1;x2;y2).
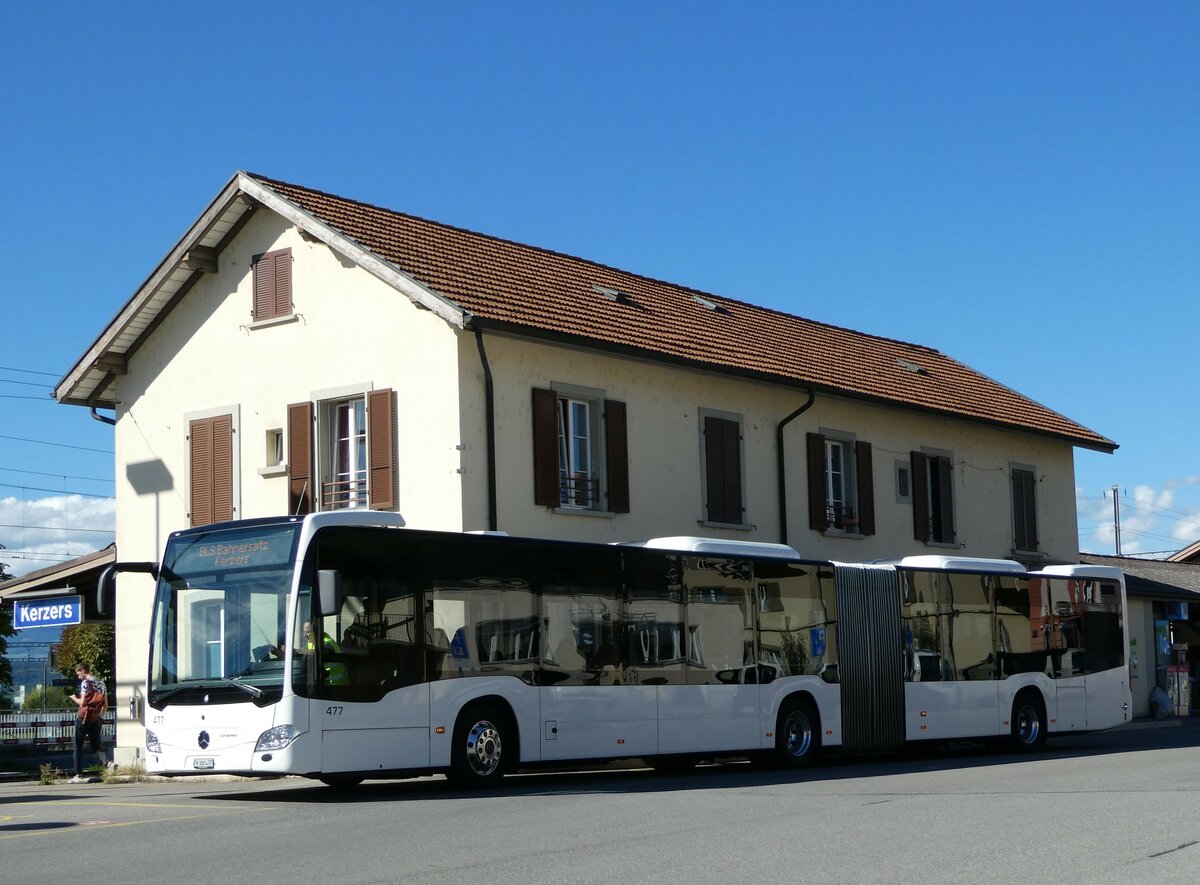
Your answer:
897;358;928;375
692;294;728;314
593;284;631;304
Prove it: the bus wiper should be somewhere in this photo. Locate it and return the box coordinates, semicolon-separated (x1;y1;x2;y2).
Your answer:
218;676;263;699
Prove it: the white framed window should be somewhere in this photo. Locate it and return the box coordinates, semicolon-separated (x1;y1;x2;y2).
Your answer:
324;396;367;509
532;384;629;514
895;460;912;503
807;430;874;535
911;448;956;544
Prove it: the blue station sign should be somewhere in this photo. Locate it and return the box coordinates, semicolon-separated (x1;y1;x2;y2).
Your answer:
14;595;82;629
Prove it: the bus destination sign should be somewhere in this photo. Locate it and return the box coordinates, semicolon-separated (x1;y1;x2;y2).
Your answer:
172;525;299;574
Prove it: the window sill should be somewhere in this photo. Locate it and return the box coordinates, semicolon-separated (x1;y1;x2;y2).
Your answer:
246;313;299;331
821;529;864;540
552;507;616;519
924;540;962;549
257;464;288;478
698;520;754;532
1011;548;1045;560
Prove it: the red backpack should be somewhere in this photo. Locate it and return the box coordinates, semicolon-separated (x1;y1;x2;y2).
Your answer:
80;682;108;724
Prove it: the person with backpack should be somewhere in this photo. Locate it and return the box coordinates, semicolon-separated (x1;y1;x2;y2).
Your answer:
68;662;108;783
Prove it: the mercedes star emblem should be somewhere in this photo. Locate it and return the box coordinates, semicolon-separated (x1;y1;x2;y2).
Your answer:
198;730;210;749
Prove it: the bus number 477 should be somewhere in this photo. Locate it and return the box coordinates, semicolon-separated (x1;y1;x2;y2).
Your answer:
326;706;343;716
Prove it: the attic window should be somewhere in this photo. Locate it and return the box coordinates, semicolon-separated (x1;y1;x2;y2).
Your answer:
692;294;729;314
593;284;632;304
897;358;928;375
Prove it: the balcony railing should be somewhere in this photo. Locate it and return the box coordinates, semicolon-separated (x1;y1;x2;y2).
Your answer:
559;472;599;509
321;475;368;510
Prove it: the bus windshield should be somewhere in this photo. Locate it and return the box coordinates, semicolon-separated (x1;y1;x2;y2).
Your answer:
148;521;302;707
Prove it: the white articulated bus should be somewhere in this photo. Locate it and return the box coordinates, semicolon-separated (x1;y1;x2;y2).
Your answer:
116;512;1130;788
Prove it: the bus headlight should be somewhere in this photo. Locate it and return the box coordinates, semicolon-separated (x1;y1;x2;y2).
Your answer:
145;730;161;753
255;724;299;751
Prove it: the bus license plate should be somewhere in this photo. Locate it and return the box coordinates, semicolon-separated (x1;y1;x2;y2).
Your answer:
193;758;215;770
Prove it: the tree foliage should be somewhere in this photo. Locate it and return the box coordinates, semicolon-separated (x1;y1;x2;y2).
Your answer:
0;546;14;690
52;623;115;691
21;684;72;710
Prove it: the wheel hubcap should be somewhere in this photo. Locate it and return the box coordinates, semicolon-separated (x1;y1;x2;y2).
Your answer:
785;710;812;758
1017;705;1040;744
465;720;502;776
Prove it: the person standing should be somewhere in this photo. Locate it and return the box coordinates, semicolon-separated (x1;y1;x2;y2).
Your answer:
68;662;107;783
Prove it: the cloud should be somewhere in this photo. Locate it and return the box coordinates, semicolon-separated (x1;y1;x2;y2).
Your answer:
0;494;115;579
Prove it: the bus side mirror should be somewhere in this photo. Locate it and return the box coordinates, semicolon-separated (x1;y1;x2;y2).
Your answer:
318;570;341;616
97;561;159;616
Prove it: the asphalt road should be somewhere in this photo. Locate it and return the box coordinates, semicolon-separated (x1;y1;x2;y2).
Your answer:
2;720;1198;885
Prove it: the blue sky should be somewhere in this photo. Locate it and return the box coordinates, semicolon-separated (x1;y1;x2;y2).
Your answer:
0;3;1196;576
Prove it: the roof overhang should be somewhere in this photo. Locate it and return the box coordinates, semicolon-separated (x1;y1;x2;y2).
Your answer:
55;172;467;407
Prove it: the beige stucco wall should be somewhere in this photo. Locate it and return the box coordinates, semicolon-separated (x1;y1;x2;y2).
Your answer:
110;211;466;753
461;331;1081;564
103;206;1084;757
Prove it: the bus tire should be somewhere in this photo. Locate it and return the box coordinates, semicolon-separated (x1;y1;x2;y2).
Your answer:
448;702;509;788
775;697;820;768
1010;691;1047;752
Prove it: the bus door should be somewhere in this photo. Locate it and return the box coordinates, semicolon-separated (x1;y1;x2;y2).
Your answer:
1045;577;1086;730
539;548;657;762
837;565;905;751
656;556;760;755
308;531;431;775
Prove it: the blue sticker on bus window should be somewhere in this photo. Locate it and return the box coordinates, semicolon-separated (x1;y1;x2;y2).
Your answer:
811;627;826;657
450;628;470;659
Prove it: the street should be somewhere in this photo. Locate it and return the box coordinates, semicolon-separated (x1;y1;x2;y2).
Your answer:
2;720;1198;885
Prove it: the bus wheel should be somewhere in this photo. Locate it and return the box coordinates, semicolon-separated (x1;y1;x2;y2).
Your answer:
1010;692;1047;752
319;775;363;791
449;703;508;787
776;697;820;768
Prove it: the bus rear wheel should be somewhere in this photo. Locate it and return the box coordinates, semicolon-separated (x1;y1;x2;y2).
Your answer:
775;697;820;768
449;703;509;788
1010;692;1047;752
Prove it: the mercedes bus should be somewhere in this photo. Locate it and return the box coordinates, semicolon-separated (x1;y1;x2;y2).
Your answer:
112;511;1130;787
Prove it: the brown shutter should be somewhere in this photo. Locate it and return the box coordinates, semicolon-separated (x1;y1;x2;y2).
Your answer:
288;402;314;515
806;432;827;531
252;248;292;321
532;388;558;506
189;415;233;527
704;416;742;524
604;399;629;514
855;441;875;536
211;414;234;523
367;388;397;510
273;249;292;317
935;456;955;542
189;418;213;528
911;452;929;542
1014;470;1038;550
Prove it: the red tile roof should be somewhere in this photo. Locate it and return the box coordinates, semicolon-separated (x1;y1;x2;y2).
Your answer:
249;173;1115;452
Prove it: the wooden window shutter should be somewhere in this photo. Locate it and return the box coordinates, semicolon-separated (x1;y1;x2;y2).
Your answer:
211;415;234;523
806;432;827;531
532;388;558;506
189;415;233;527
704;416;742;524
604;399;630;514
855;441;875;536
287;402;314;515
367;388;397;510
189;418;213;528
911;452;929;542
1013;470;1038;550
935;456;955;542
252;248;292;321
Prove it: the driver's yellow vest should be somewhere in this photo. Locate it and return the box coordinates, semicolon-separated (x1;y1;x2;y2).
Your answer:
307;633;349;685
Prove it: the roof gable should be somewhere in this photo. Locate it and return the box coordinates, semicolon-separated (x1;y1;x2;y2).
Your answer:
55;171;1116;453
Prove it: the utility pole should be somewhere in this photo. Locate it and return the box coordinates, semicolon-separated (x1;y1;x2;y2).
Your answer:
1110;485;1122;555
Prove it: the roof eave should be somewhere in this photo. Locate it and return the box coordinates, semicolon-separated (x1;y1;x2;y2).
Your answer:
55;172;468;407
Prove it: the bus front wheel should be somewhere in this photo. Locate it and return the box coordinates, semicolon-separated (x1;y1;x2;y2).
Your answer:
1010;692;1047;752
775;697;820;768
449;703;509;788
